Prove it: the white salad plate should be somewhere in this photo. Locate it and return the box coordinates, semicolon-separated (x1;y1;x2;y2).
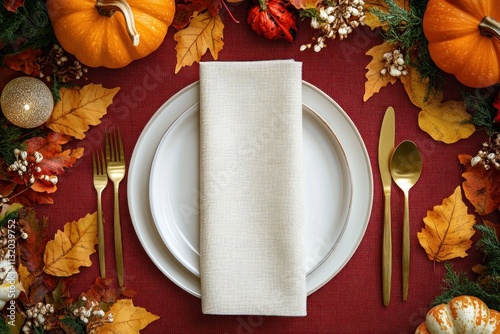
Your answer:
149;103;352;278
128;81;373;297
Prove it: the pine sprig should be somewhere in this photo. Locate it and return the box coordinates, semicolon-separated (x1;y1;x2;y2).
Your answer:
462;90;499;135
433;225;500;311
369;0;443;92
0;1;56;57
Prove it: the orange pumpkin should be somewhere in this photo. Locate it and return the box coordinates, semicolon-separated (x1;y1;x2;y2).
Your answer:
415;296;500;334
423;0;500;88
46;0;175;68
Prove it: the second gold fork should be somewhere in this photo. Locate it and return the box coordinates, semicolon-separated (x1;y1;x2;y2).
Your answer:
92;150;107;278
106;128;126;286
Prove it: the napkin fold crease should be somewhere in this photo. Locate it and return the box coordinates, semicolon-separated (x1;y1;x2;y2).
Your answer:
199;60;306;316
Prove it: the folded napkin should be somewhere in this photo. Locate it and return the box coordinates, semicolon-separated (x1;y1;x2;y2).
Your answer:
199;60;306;316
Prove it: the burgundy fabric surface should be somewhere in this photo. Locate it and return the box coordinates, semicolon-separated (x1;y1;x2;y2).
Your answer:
36;5;488;333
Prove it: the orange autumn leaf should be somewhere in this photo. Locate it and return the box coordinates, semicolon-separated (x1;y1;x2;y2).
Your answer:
418;186;476;262
363;42;397;101
46;84;120;139
174;11;224;73
289;0;320;10
43;212;97;277
459;154;500;216
400;67;475;144
97;299;159;334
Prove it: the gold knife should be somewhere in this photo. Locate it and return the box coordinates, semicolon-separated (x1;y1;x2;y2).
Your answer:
379;106;395;306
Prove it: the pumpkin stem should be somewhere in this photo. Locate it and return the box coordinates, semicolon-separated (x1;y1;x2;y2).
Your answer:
257;0;267;11
95;0;140;46
479;16;500;40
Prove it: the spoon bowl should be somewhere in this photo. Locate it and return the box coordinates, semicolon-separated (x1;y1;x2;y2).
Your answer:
390;140;422;301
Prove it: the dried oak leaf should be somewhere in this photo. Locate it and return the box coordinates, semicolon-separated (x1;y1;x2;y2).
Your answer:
364;0;409;30
97;299;159;334
363;42;398;101
174;11;224;73
3;0;26;12
401;67;475;144
25;132;84;194
19;206;49;274
459;154;500;216
46;84;120;139
417;186;476;262
43;212;97;277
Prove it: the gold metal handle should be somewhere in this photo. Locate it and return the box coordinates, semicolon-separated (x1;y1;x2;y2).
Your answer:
114;182;124;287
402;190;410;301
97;192;105;278
382;193;392;306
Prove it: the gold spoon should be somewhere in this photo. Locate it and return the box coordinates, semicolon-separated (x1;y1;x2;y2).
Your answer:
390;140;422;301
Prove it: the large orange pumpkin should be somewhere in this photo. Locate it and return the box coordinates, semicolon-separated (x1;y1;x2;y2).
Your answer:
46;0;175;68
423;0;500;88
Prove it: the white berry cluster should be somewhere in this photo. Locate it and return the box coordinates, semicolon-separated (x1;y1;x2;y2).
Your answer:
471;133;500;170
380;48;408;77
22;302;55;333
300;0;365;52
3;149;58;205
73;297;114;333
38;44;87;83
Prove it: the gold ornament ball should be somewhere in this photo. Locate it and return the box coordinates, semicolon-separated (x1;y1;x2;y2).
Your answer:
0;77;54;128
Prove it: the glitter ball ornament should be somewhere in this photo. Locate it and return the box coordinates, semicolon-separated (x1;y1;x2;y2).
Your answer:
0;77;54;128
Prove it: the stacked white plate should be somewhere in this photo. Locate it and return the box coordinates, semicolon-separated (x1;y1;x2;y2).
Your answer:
128;81;373;297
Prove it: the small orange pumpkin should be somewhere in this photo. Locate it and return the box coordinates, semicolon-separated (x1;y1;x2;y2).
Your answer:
423;0;500;88
46;0;175;68
415;296;500;334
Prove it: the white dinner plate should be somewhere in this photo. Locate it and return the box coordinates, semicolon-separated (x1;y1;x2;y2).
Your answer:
149;103;352;278
128;81;373;297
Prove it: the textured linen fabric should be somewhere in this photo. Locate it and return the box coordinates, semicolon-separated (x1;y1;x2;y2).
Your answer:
199;60;306;316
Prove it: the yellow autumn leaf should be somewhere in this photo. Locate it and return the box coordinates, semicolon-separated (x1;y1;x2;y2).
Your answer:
43;212;97;277
364;0;410;30
18;263;35;290
46;84;120;140
174;11;224;74
289;0;320;10
97;299;159;334
400;67;475;143
417;186;476;262
363;42;397;101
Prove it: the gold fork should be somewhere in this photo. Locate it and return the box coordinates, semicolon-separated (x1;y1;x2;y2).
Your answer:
105;128;126;286
92;150;107;279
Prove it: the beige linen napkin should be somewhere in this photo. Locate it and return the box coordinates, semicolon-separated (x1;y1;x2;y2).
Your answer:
199;60;306;316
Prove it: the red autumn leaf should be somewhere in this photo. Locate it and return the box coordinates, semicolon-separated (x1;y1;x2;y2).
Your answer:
0;180;16;198
0;66;22;92
459;154;500;215
173;0;223;30
2;48;42;76
82;277;137;304
3;0;26;12
24;132;84;193
9;188;54;205
19;207;49;274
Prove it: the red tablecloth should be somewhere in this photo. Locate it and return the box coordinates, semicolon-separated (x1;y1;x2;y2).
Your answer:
36;5;487;333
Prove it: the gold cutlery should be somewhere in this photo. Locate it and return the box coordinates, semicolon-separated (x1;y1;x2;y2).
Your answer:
106;128;126;286
390;140;422;301
92;150;107;279
378;107;395;306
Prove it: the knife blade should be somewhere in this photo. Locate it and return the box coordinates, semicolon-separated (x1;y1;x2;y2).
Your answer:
379;106;395;307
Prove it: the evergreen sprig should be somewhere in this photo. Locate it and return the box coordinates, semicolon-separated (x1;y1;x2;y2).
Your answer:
462;90;500;135
369;0;443;92
433;225;500;311
0;1;56;57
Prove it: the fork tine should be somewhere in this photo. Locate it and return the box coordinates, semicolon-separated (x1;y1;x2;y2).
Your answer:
117;128;124;161
100;149;106;175
92;151;97;173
